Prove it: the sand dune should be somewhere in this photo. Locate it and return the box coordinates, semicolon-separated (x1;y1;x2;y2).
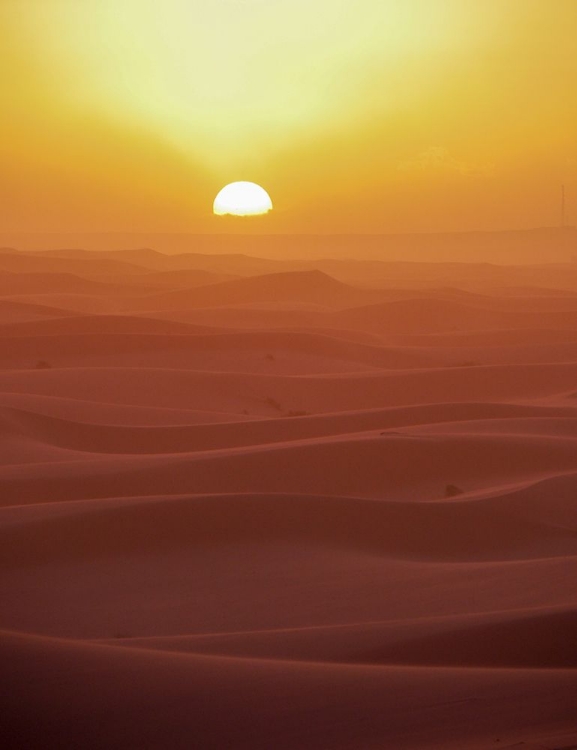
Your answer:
4;491;577;638
0;270;159;297
139;304;326;329
2;362;577;413
385;328;577;347
94;267;239;288
128;269;390;311
0;292;128;314
334;297;577;334
0;392;256;425
6;310;577;372
107;605;577;669
4;251;577;750
4;473;577;565
28;244;305;275
0;329;449;372
0;400;574;453
3;426;577;507
0;314;219;338
315;255;577;290
4;629;577;750
0;299;77;323
0;248;148;277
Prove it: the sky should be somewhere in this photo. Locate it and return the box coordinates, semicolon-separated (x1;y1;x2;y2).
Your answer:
0;0;576;234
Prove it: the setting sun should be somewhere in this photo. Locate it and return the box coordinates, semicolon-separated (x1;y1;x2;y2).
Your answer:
213;182;273;217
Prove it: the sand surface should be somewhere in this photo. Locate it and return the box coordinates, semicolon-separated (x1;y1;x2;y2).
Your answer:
2;247;577;749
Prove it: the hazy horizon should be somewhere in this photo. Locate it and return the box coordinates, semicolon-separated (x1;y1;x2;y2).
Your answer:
2;225;576;264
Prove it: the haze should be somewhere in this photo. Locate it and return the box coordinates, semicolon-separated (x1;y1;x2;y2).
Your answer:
1;0;576;234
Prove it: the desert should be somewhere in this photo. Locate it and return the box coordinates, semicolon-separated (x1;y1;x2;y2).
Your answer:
2;1;577;746
2;240;577;749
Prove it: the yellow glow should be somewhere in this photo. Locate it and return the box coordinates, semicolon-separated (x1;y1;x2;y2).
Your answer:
0;1;575;233
9;1;494;171
214;182;273;216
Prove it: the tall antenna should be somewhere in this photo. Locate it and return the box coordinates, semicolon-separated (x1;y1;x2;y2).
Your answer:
561;184;566;228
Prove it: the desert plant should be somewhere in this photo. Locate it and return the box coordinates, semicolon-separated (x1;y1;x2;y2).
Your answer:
35;360;51;369
265;396;282;411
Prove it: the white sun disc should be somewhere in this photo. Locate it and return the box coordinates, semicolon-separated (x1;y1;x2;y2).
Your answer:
213;181;273;216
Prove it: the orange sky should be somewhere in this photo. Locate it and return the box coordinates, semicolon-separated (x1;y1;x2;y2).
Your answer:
1;0;575;234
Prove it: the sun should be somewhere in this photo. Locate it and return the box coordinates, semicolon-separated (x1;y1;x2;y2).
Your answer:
213;182;273;216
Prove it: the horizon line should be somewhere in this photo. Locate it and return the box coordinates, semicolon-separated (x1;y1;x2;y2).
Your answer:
1;225;575;239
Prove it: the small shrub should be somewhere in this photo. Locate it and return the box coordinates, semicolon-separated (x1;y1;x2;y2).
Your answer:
35;360;51;369
265;396;282;411
444;484;464;498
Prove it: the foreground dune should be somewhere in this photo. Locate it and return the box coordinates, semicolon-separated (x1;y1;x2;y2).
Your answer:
4;629;577;750
2;250;577;749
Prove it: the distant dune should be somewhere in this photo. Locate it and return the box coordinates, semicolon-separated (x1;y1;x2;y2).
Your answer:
0;270;160;297
0;299;78;323
0;314;220;338
127;269;390;311
94;268;239;288
0;248;148;277
1;226;576;263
